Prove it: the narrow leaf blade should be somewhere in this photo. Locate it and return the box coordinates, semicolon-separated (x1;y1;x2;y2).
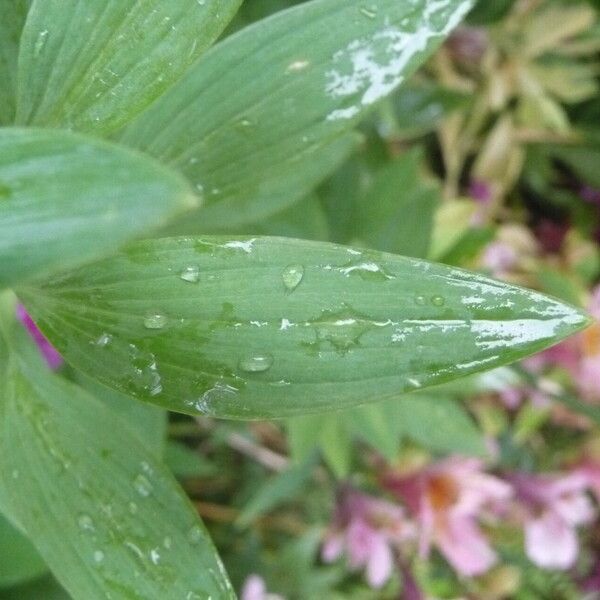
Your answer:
17;0;242;134
0;327;234;600
19;236;591;419
122;0;474;226
0;128;197;288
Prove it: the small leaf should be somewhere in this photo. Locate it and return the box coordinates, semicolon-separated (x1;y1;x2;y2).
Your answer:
0;0;30;125
122;0;474;226
17;0;242;135
0;128;197;288
19;236;590;419
0;326;234;600
396;395;487;456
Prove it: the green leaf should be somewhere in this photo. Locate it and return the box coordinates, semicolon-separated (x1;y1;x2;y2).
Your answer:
0;514;47;589
163;133;357;233
16;0;242;135
19;236;590;419
354;148;439;257
122;0;474;226
236;457;316;528
0;575;69;600
0;0;30;125
0;327;234;600
396;395;486;456
0;128;197;288
165;442;217;479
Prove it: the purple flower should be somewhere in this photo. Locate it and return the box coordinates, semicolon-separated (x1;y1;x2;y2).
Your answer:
322;488;415;588
580;185;600;206
16;304;63;370
509;472;595;570
469;179;493;204
481;241;519;277
384;458;512;577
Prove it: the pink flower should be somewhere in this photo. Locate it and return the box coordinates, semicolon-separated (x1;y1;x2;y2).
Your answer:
481;242;518;277
322;488;414;588
509;472;595;570
16;304;63;370
384;457;512;577
240;575;284;600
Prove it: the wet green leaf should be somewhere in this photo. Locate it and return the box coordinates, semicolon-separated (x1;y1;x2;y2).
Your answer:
0;0;30;125
16;0;242;135
0;128;197;288
0;513;47;589
122;0;474;227
19;236;590;419
0;326;234;600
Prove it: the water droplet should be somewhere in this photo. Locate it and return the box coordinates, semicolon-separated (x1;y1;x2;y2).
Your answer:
235;118;254;134
143;312;167;330
11;469;19;479
415;295;427;306
133;474;152;497
34;30;49;56
150;548;161;565
180;265;200;283
359;5;377;18
286;59;310;73
93;550;105;563
163;536;172;550
78;514;95;532
431;295;445;307
94;333;112;347
187;525;203;545
239;353;274;373
282;264;304;292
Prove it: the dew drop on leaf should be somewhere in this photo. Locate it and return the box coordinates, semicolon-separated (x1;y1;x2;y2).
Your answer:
34;30;49;56
94;333;112;347
431;295;445;307
282;264;304;292
239;353;274;373
187;525;203;545
78;514;95;532
359;5;378;18
133;474;153;497
180;265;200;283
415;295;427;306
93;550;105;564
143;312;167;330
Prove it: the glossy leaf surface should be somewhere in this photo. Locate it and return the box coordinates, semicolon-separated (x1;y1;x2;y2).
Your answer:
122;0;474;226
0;0;30;125
17;0;242;135
0;326;234;600
20;237;590;419
0;128;197;288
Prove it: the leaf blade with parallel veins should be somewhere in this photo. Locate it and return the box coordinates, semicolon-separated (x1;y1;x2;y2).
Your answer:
18;236;591;419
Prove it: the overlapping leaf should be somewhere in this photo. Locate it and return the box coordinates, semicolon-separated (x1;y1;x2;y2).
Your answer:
0;0;30;125
122;0;474;228
0;324;234;600
19;236;590;419
17;0;242;135
0;128;197;288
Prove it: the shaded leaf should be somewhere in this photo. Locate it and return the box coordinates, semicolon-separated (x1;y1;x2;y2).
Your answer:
165;442;217;479
122;0;474;226
17;0;242;135
0;325;234;600
19;236;590;419
0;514;47;589
0;128;197;288
0;0;30;125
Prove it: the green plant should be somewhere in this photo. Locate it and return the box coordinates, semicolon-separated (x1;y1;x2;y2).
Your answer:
0;1;592;598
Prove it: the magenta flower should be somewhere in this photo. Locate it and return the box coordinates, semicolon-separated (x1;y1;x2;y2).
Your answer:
16;304;63;370
322;487;415;588
383;458;512;577
509;472;595;570
240;575;284;600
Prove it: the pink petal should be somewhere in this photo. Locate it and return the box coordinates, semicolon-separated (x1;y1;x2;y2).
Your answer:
16;304;63;370
435;516;497;577
365;537;393;588
321;532;344;563
346;519;378;568
241;575;266;600
525;511;579;570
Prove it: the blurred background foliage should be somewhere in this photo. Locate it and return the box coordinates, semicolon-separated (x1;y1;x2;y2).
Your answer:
5;0;600;598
